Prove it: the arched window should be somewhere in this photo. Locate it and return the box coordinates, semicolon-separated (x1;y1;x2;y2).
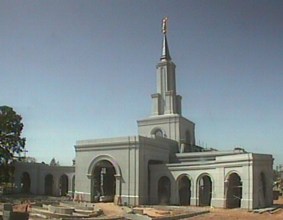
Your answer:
151;128;165;137
155;129;163;136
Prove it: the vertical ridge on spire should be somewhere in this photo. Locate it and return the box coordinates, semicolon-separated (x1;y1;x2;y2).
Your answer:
160;35;171;61
160;17;171;61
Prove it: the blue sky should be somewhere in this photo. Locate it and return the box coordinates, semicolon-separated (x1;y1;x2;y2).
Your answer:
1;0;282;166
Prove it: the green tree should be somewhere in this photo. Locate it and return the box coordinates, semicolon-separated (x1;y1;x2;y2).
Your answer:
0;106;26;183
0;106;26;162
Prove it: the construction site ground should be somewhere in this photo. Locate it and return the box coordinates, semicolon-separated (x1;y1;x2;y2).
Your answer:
170;197;283;220
1;194;283;219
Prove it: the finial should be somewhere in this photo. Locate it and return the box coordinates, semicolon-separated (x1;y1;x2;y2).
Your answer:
162;17;168;34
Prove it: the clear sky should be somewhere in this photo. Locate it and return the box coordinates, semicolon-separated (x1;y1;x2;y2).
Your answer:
1;0;282;166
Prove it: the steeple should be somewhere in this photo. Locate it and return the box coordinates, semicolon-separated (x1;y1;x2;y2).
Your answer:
160;17;171;61
151;17;182;116
137;18;195;150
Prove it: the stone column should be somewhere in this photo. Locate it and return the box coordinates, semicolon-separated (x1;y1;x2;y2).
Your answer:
114;174;122;205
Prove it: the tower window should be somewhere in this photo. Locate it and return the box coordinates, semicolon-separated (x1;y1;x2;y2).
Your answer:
153;128;164;137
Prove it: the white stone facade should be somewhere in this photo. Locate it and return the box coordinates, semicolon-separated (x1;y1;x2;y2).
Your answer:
149;152;273;209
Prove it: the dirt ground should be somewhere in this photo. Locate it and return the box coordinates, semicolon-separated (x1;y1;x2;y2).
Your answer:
84;197;283;220
5;195;283;220
188;208;283;220
188;198;283;220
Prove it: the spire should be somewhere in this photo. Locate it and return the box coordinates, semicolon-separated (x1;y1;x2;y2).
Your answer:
160;17;171;61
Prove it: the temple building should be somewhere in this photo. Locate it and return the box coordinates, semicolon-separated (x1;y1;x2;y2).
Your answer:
13;18;273;210
74;18;273;209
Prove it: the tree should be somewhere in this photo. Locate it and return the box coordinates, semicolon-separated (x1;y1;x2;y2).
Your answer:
0;106;26;163
0;106;26;183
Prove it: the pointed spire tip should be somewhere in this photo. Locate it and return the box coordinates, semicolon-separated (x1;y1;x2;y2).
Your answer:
160;17;171;61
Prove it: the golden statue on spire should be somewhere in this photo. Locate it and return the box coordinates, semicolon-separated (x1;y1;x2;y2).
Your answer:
162;17;168;34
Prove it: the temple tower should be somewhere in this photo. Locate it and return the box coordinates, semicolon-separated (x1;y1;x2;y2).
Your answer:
152;17;182;116
138;18;195;152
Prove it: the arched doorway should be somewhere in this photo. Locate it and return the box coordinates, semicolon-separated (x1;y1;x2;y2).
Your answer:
158;176;171;205
178;175;191;205
226;173;242;208
21;172;31;193
198;174;212;206
45;174;53;195
59;174;68;196
92;160;116;202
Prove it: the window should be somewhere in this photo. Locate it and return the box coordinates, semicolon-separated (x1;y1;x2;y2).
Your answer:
154;129;163;137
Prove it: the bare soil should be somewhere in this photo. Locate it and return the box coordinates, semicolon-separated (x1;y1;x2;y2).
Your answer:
188;198;283;220
3;195;283;219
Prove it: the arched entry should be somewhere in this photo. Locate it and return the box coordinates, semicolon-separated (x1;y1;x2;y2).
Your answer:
92;160;116;202
178;175;191;205
158;176;171;205
21;172;31;193
226;173;242;208
45;174;53;195
198;174;212;206
59;174;68;196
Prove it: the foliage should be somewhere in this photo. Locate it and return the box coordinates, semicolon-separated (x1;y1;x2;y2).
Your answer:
0;106;26;183
0;106;26;164
0;164;15;183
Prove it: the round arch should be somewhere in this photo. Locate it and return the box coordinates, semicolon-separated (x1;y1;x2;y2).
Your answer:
88;156;121;203
151;127;166;138
225;172;242;208
177;174;192;205
87;155;121;178
224;170;241;182
196;173;213;206
176;174;193;186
